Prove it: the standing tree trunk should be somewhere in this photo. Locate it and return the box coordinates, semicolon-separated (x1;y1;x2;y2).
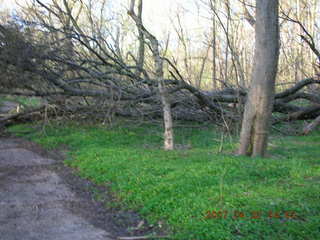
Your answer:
238;0;279;157
128;0;174;150
135;0;145;78
210;0;217;90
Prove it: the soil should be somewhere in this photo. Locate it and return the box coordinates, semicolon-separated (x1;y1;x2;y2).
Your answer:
0;135;165;240
0;100;168;240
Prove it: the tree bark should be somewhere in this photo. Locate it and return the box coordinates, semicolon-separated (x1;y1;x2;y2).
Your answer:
210;0;217;89
238;0;280;157
128;0;174;150
303;115;320;135
135;0;145;78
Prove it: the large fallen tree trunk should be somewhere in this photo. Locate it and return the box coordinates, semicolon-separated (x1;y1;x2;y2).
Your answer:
2;77;320;128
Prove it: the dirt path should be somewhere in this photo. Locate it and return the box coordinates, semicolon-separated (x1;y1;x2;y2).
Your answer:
0;101;161;239
0;137;115;240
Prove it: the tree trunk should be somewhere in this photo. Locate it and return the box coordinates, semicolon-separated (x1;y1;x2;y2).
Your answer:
238;0;279;157
128;0;174;150
135;0;145;78
210;0;217;90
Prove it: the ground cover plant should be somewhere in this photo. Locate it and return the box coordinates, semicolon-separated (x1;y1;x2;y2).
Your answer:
9;122;320;240
0;96;41;108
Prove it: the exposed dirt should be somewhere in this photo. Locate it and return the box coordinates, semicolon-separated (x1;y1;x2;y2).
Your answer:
0;135;166;240
0;101;167;239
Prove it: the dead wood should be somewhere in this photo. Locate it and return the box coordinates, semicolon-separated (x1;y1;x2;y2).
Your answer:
302;115;320;135
1;17;320;128
0;105;58;127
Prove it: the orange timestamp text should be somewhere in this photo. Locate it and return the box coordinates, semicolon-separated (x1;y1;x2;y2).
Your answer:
204;210;297;220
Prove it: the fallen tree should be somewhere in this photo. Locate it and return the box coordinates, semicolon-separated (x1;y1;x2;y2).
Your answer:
1;76;320;128
303;115;320;135
1;2;320;134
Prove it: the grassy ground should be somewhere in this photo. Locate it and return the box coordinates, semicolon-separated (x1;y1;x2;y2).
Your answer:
0;95;41;108
8;121;320;240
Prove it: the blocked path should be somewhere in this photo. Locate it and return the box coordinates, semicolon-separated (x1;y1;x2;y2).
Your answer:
0;138;113;240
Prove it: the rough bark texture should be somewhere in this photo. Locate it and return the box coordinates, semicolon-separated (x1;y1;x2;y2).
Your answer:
152;41;173;150
238;0;280;157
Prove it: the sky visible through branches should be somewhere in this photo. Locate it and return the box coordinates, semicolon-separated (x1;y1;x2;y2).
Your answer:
1;0;209;39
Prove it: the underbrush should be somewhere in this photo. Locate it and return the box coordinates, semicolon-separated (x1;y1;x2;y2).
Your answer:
9;121;320;240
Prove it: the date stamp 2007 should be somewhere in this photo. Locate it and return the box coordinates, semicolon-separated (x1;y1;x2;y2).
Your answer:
204;210;297;220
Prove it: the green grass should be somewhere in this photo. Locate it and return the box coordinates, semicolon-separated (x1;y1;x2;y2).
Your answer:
0;95;41;108
8;122;320;240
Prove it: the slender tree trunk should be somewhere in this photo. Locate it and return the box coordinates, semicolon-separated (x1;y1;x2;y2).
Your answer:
151;40;174;150
211;0;217;89
128;0;174;150
158;73;174;150
224;0;230;84
135;0;145;78
238;0;279;157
